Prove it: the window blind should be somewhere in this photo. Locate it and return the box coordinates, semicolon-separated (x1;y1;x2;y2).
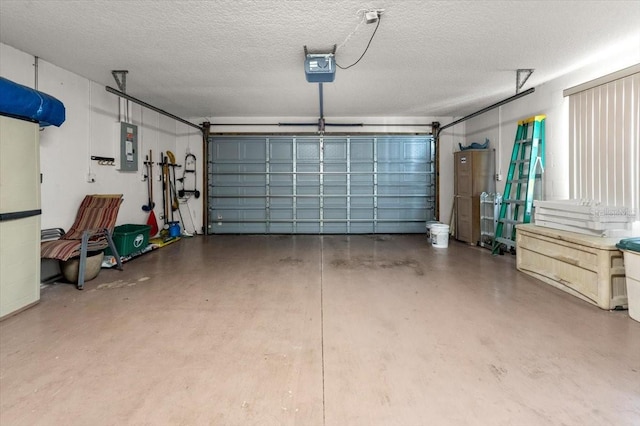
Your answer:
568;71;639;219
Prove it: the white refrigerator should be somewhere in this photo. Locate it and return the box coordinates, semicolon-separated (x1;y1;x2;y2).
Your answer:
0;115;41;319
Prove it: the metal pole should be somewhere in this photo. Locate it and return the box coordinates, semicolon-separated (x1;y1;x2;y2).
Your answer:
105;86;203;131
318;83;324;119
211;122;433;127
438;87;535;134
34;56;39;90
432;121;440;221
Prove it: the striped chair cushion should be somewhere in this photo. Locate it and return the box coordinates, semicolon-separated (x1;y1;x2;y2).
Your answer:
41;194;123;261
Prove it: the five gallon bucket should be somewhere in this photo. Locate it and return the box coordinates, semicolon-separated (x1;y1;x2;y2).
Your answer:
426;221;440;242
430;224;450;248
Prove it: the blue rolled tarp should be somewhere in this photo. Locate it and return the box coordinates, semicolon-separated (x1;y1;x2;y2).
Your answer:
0;77;65;127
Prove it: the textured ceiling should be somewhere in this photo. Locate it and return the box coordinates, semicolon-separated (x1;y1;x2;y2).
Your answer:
1;1;639;120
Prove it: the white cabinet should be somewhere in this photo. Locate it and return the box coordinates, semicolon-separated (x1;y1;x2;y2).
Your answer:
0;116;41;319
516;224;627;310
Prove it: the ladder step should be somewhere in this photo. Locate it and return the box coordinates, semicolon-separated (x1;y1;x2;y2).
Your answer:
495;237;516;248
516;138;533;144
503;199;525;205
508;174;542;184
520;173;543;179
498;218;522;225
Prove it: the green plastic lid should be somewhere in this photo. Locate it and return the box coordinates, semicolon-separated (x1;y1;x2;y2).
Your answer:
616;237;640;252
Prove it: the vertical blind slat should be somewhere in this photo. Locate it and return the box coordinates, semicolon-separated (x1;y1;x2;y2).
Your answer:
568;72;639;219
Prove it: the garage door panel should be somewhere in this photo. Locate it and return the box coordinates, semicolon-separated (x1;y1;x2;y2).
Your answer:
297;197;320;208
351;181;373;191
270;164;293;185
269;224;294;233
324;208;347;219
324;141;347;161
297;209;320;220
324;224;348;233
377;140;404;161
351;207;374;219
209;135;434;234
270;140;293;161
270;209;293;220
351;197;374;208
350;223;375;233
212;197;266;210
351;140;374;160
270;197;293;208
211;186;266;198
324;186;347;196
297;141;320;160
298;186;320;196
324;196;347;208
214;138;266;162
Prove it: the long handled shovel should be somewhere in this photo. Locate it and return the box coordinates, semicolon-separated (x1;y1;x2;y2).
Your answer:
142;155;155;212
146;149;159;236
160;152;167;225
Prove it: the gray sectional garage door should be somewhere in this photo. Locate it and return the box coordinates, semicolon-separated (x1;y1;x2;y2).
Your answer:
207;135;435;234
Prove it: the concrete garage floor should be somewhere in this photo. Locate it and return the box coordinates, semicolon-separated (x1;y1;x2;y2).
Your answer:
1;235;639;425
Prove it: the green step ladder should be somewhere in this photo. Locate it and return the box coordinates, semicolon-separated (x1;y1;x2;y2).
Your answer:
492;115;545;254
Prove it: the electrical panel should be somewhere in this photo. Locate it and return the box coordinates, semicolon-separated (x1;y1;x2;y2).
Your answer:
119;122;138;172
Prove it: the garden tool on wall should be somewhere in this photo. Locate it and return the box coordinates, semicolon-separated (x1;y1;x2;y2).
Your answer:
163;154;172;223
142;154;155;212
144;150;159;236
178;153;200;199
166;150;190;236
166;150;180;211
160;152;168;225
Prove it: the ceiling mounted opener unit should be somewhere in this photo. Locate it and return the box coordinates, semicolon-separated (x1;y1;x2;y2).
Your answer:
304;45;336;83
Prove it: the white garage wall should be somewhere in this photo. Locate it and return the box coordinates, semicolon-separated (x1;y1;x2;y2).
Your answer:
1;43;204;234
462;39;640;211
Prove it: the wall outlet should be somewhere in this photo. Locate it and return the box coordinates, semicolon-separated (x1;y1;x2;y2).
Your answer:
496;173;502;181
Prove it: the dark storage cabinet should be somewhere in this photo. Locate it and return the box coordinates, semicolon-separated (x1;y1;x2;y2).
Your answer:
454;150;495;245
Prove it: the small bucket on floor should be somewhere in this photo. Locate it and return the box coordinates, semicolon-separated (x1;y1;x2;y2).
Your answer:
426;221;440;243
168;221;181;238
431;224;450;248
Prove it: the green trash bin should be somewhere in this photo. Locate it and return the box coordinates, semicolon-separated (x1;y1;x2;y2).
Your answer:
106;224;151;257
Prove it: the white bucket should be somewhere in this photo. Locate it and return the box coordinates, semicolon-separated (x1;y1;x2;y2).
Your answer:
430;224;450;248
426;221;440;242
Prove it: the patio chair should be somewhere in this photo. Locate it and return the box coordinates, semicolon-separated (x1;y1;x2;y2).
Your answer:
41;194;124;289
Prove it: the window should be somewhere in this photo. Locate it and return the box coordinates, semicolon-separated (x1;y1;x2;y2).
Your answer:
565;67;639;220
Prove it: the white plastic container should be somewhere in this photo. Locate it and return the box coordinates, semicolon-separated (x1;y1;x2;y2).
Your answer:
621;249;640;322
431;224;450;248
426;221;440;243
